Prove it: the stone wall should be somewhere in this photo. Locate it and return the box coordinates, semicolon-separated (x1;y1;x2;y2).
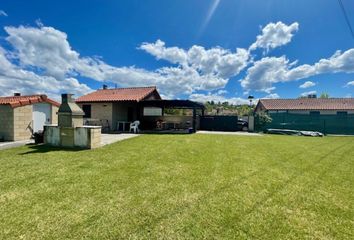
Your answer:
51;106;59;124
44;125;101;149
88;127;101;148
0;105;14;141
78;102;113;129
13;105;33;141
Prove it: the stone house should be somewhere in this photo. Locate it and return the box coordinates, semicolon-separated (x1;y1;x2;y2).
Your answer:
76;86;205;132
76;86;161;131
0;94;60;141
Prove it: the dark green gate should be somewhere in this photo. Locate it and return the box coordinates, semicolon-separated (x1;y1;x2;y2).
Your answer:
200;116;238;131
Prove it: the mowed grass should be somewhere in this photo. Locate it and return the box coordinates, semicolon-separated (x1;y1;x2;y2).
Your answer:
0;134;353;239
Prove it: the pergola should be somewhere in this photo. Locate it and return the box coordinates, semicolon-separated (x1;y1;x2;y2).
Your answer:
138;99;205;132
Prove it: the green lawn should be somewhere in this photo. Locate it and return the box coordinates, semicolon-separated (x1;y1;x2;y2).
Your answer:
0;134;353;239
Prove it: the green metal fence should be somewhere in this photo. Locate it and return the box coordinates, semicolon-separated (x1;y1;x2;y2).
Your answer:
200;116;238;131
256;113;354;135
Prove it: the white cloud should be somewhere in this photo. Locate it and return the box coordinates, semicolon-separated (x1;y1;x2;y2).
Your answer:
346;81;354;87
216;89;228;95
241;49;354;92
189;93;249;105
263;93;280;99
0;47;92;100
140;39;250;79
1;22;354;99
0;10;7;17
299;81;316;88
300;90;317;97
249;22;299;52
3;26;250;98
139;39;187;64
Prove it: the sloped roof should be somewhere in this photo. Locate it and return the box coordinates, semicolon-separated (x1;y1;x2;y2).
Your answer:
258;98;354;111
76;86;161;103
0;94;60;108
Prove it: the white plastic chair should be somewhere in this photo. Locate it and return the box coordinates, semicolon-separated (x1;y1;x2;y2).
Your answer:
129;120;140;133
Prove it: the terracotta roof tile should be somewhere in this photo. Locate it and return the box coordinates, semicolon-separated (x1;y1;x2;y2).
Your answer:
0;95;60;108
76;86;161;103
258;98;354;111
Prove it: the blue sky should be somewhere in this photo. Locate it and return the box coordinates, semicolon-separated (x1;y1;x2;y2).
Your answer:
0;0;353;103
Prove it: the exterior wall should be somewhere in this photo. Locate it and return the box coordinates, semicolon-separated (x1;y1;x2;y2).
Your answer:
51;106;58;124
78;102;113;129
0;105;14;141
0;103;59;141
13;105;33;141
287;110;354;115
89;127;101;148
112;102;138;130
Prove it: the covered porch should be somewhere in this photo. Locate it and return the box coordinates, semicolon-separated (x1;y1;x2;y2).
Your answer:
137;100;205;133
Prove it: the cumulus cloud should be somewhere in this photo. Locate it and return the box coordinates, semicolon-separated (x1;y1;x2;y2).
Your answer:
300;90;317;97
249;22;299;52
346;81;354;87
0;10;7;17
0;47;92;99
299;81;316;88
2;26;251;98
263;93;280;99
189;93;249;105
216;89;228;95
140;39;250;79
241;49;354;92
1;22;354;99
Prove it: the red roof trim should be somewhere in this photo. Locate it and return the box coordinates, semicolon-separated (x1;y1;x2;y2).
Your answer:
258;98;354;111
0;94;60;108
76;86;162;103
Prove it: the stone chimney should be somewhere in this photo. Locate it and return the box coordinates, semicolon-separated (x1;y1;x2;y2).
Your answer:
14;93;21;96
58;94;84;127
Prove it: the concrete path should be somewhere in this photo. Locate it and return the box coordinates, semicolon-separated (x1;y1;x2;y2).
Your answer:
197;130;262;136
101;133;140;146
0;140;34;150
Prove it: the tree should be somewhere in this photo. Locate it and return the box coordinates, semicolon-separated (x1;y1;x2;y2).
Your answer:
320;92;329;98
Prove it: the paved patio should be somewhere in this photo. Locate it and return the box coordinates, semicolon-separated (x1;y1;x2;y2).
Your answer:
197;130;262;136
101;133;140;146
0;140;34;150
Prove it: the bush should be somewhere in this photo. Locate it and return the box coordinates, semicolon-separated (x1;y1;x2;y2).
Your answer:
255;112;272;130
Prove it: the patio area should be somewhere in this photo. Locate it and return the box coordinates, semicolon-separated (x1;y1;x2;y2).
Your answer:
100;133;139;146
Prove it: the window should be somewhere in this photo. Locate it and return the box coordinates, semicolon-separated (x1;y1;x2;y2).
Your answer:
310;111;320;116
82;104;91;118
143;107;162;116
337;111;347;116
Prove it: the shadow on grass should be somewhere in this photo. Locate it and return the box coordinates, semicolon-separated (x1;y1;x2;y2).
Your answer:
19;144;86;155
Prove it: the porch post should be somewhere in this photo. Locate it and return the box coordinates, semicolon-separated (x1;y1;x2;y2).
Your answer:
192;107;196;132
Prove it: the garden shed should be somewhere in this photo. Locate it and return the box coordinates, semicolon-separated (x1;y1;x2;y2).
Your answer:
0;94;60;141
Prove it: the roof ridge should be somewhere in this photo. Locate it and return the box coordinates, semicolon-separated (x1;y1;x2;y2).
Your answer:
0;94;45;99
97;86;156;91
260;97;354;101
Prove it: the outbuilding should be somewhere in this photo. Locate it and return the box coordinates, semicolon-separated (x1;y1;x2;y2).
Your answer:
255;98;354;135
0;94;60;141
